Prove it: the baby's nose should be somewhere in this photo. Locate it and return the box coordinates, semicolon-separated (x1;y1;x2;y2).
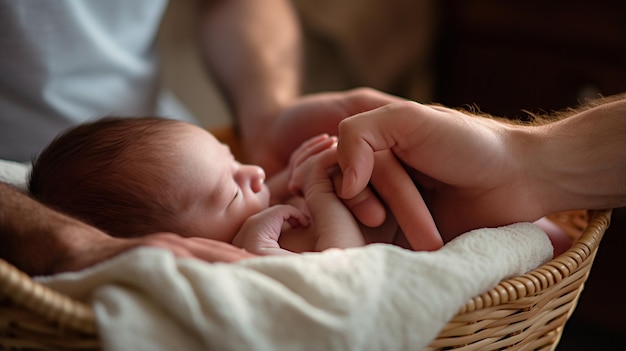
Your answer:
242;165;265;193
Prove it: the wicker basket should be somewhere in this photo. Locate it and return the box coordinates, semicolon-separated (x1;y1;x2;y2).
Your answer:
0;209;612;350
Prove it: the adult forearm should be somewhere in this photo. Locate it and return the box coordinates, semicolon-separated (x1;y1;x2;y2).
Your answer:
198;0;302;140
514;95;626;213
0;182;110;275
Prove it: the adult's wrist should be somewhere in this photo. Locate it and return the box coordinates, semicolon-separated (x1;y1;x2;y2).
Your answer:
237;92;298;172
510;99;626;215
47;219;118;274
237;90;295;143
497;122;562;220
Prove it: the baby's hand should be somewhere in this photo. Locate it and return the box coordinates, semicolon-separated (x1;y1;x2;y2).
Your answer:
232;205;309;255
288;134;339;198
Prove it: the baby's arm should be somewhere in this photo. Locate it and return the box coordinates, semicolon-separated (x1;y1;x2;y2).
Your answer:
232;204;309;255
265;168;291;206
288;135;365;250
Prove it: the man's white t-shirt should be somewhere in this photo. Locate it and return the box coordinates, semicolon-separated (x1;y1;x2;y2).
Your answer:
0;1;196;162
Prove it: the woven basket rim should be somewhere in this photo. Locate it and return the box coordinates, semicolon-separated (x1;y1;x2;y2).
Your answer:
0;256;97;335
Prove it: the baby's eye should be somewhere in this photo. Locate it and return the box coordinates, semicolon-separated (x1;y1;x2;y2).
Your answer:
229;187;239;206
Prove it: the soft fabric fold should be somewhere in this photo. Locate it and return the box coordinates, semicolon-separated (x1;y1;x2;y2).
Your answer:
39;222;552;351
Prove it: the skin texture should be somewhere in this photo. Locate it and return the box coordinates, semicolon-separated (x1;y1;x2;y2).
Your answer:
163;124;369;254
235;134;368;255
336;96;626;242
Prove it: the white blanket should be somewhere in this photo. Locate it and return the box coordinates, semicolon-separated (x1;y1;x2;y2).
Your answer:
39;223;552;351
0;158;29;189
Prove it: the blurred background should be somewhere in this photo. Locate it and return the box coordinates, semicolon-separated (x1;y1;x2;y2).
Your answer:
157;1;626;349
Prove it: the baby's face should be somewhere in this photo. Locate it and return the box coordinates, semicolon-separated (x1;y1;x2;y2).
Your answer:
171;124;270;242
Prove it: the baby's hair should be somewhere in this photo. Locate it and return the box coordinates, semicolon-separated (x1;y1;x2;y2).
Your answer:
29;116;190;238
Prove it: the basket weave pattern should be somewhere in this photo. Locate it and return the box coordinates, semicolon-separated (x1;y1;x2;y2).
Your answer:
426;209;610;350
0;209;611;350
0;258;97;350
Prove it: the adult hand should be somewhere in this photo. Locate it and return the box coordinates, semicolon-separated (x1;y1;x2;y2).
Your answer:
336;101;544;241
369;150;442;250
246;88;404;177
245;88;406;230
55;230;257;274
330;149;443;251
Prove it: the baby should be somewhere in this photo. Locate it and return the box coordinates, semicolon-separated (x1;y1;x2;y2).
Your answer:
29;116;404;255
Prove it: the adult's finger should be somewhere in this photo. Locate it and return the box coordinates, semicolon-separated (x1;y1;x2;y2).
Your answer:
336;87;405;116
336;101;445;199
180;237;257;262
369;151;442;251
330;169;387;227
136;233;256;263
336;103;408;199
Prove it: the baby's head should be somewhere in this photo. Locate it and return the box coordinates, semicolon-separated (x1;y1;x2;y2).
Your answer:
29;116;269;242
